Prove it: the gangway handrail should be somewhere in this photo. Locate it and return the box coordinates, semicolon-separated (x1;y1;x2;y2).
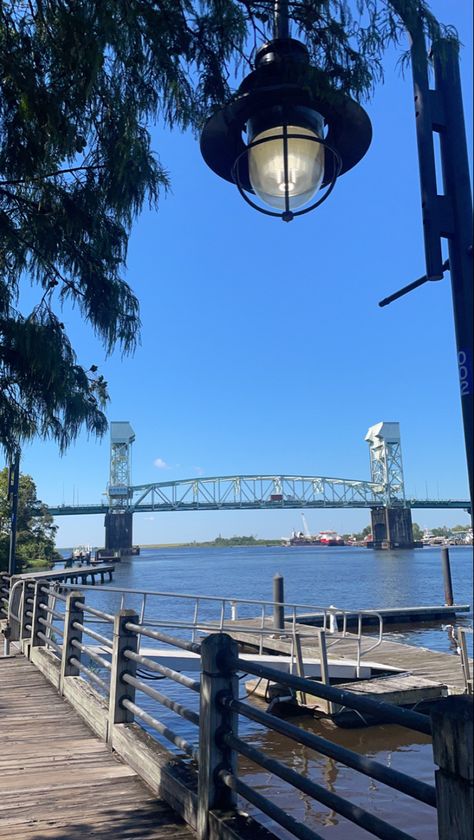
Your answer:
52;581;384;672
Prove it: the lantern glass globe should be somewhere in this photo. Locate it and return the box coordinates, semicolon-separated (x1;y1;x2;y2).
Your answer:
248;125;325;210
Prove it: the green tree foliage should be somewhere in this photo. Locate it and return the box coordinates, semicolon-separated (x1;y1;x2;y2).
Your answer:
412;522;423;540
0;2;452;458
353;524;372;540
0;466;59;571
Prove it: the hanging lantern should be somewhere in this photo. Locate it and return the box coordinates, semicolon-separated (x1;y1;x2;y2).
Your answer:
200;38;372;221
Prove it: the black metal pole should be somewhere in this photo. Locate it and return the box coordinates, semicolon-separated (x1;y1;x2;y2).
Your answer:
403;20;473;520
7;450;20;576
274;0;289;40
408;21;445;281
433;40;474;518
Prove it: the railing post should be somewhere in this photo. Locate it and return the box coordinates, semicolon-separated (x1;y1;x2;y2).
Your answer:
198;633;239;840
20;581;32;643
108;609;139;742
430;696;473;840
60;590;85;693
30;582;46;648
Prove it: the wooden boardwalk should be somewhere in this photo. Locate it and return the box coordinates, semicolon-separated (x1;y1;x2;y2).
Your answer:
0;656;195;840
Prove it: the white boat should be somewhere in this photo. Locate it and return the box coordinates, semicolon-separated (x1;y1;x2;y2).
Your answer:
72;545;94;562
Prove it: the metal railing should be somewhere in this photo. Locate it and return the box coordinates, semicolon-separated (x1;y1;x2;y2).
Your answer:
4;581;472;840
35;582;385;678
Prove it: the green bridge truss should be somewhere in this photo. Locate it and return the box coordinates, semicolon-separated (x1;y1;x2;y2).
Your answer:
47;474;471;516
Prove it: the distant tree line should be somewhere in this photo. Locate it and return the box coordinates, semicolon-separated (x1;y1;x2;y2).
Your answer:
348;523;469;542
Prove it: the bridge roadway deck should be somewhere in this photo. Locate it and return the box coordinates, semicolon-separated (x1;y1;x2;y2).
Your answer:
0;655;195;840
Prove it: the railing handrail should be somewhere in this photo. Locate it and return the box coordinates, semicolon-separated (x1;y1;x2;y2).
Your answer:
51;581;384;617
47;581;385;670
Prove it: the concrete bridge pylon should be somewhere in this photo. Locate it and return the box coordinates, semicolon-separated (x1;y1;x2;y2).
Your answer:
105;421;135;551
365;421;414;548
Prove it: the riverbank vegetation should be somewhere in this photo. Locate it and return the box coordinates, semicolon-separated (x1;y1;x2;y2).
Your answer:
142;536;282;549
0;468;59;572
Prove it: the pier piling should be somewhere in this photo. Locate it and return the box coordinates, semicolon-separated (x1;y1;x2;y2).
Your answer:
441;547;454;606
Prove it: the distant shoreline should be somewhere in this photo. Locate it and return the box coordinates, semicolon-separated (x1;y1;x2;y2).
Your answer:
140;538;283;549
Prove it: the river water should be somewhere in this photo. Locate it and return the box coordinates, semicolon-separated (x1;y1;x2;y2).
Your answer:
63;544;473;839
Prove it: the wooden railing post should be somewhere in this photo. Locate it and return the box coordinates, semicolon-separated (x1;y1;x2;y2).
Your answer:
430;696;473;840
198;633;239;840
20;581;32;642
60;590;85;693
108;609;139;742
30;582;46;648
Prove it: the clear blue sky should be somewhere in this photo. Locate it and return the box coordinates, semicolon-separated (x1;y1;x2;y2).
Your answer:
9;1;474;546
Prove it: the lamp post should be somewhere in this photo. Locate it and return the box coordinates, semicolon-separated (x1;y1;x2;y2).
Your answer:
7;449;20;576
200;2;473;514
382;11;473;517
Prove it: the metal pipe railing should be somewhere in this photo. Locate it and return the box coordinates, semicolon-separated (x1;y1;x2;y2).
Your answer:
121;699;198;760
68;657;109;692
123;649;200;692
71;639;111;671
71;621;113;649
224;734;418;840
123;673;200;726
222;696;436;806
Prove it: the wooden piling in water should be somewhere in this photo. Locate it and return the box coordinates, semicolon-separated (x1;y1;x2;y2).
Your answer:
441;547;454;606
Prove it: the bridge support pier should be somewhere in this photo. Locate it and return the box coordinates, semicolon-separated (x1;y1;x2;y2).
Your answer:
105;512;133;552
370;506;414;549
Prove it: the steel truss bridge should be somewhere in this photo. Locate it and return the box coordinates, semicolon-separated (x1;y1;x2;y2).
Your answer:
47;474;470;516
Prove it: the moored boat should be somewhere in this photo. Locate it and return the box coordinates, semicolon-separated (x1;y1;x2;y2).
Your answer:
317;530;345;546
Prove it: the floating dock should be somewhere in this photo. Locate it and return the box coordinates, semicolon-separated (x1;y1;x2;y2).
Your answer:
221;614;472;723
296;604;471;627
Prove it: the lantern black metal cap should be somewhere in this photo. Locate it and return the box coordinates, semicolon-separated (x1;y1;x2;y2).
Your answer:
200;36;372;194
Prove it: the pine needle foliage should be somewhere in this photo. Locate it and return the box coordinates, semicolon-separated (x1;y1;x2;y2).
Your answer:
0;2;453;458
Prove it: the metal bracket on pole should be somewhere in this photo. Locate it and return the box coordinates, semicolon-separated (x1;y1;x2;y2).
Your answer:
379;259;449;307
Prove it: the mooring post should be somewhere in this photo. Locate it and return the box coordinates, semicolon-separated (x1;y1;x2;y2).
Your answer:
273;573;285;634
430;696;473;840
60;590;85;693
108;609;139;741
441;546;454;606
197;633;238;840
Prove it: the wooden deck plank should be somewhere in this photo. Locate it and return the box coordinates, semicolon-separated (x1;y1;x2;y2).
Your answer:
0;657;195;840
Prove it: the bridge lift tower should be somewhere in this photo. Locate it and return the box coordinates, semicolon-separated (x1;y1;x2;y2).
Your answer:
365;421;414;548
105;422;135;551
